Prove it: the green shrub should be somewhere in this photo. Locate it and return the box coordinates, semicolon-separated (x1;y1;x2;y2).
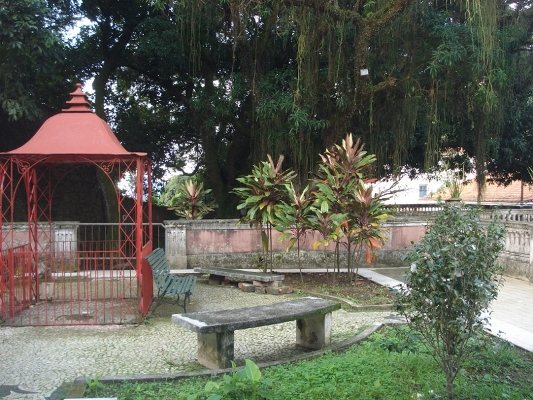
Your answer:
394;204;506;399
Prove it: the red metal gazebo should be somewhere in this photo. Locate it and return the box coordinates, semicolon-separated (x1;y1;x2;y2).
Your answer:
0;84;154;325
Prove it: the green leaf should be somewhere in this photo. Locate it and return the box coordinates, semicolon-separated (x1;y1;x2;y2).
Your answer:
205;381;219;392
244;359;261;383
287;237;297;251
313;240;329;249
278;233;292;241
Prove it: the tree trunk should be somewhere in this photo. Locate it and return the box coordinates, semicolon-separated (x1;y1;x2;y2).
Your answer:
446;373;454;400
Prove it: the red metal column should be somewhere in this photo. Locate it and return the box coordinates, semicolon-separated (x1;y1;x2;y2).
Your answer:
135;157;144;276
24;167;39;302
135;157;153;315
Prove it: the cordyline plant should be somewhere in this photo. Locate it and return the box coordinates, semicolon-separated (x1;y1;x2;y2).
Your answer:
170;178;216;220
233;134;393;279
347;180;391;278
311;134;390;281
394;204;506;400
233;155;296;272
274;183;314;281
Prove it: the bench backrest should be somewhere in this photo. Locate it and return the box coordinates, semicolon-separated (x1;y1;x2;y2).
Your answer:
144;248;173;290
144;248;169;274
144;248;196;295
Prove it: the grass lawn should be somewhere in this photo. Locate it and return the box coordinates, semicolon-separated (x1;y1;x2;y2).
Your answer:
84;326;533;399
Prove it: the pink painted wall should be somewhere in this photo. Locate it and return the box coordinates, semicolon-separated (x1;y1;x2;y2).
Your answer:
187;227;361;255
183;222;424;255
385;225;427;250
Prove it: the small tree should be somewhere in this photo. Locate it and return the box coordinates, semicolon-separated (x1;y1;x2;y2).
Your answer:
306;182;346;285
312;133;390;280
394;204;506;400
274;183;314;281
432;147;475;199
348;181;391;278
233;155;296;272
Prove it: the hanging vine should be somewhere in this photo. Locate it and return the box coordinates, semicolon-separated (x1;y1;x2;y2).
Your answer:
449;0;501;198
152;0;513;202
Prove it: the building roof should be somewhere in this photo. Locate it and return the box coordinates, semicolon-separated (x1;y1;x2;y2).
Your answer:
0;84;146;163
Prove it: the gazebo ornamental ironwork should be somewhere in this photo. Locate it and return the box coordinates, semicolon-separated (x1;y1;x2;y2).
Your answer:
0;84;154;325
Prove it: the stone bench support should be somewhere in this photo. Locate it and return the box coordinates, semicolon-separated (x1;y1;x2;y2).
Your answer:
172;297;340;369
194;267;284;288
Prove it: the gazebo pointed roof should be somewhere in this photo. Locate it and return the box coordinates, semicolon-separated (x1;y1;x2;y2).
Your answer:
1;83;146;163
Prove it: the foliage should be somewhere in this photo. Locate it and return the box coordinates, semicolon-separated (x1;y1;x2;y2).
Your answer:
233;155;296;271
234;134;391;277
274;183;313;278
234;155;296;228
432;147;476;199
190;359;274;400
311;134;391;279
85;327;533;400
158;175;189;206
3;1;533;214
394;204;506;399
85;375;103;392
372;325;421;355
170;178;216;220
0;0;70;121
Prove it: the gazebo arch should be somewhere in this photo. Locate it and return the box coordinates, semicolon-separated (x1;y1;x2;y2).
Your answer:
0;84;153;325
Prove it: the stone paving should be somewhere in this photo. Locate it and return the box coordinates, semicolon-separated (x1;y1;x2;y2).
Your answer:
0;279;399;400
1;268;532;400
362;268;533;353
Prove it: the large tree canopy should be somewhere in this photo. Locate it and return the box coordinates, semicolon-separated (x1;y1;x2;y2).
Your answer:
0;0;78;150
2;0;533;216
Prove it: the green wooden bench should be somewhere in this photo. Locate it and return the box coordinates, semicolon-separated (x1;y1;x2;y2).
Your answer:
144;248;197;312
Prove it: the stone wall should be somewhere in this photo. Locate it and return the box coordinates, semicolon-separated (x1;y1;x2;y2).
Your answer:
163;207;533;281
163;218;427;271
1;222;78;254
4;206;532;281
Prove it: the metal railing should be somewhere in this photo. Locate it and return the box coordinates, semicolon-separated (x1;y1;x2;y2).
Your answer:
0;223;165;326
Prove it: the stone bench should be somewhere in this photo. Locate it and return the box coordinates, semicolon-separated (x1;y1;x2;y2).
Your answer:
171;296;341;369
193;267;284;289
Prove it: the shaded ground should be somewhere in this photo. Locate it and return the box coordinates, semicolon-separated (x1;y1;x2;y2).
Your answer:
281;272;395;305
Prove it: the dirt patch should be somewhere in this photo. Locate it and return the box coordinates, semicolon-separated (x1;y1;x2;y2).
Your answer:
282;272;395;305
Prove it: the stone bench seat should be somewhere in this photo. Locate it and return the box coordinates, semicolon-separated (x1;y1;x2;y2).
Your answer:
172;296;341;369
194;267;284;287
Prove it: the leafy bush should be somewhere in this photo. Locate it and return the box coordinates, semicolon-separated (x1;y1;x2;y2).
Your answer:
170;178;216;220
394;204;506;399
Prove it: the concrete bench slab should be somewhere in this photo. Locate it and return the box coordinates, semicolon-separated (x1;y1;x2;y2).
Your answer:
172;297;341;369
194;267;284;288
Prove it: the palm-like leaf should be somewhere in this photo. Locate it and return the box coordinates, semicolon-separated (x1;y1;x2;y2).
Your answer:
233;155;296;271
171;178;216;220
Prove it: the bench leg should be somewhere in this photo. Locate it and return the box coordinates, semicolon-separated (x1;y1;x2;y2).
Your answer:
296;312;332;350
208;274;224;286
197;331;234;369
182;293;189;313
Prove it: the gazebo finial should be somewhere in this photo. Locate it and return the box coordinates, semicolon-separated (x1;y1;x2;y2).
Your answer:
63;83;92;112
